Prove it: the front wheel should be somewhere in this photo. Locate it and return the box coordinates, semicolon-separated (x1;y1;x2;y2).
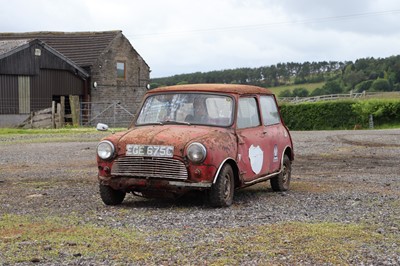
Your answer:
99;184;126;205
270;154;291;192
208;164;234;207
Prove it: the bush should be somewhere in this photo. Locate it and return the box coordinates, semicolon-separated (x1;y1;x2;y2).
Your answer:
310;87;326;96
370;79;392;91
280;99;400;130
322;80;343;94
354;80;373;92
292;88;309;97
294;77;307;84
352;99;400;126
279;89;292;97
280;100;358;130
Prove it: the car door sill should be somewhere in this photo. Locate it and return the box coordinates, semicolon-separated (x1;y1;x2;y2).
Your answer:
244;170;281;185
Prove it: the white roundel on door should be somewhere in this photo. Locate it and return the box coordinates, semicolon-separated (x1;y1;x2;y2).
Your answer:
249;145;263;174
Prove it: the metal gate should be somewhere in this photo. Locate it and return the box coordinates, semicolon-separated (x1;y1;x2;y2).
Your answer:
80;102;136;127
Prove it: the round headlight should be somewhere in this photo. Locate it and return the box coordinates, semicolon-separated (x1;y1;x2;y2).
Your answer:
97;140;115;160
187;142;207;163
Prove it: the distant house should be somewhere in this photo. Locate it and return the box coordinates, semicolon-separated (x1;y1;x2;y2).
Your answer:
0;31;150;127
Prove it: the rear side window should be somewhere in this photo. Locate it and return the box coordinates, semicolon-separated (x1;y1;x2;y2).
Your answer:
237;97;260;129
260;96;280;126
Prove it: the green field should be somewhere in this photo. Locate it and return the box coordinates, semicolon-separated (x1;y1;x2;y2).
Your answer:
268;82;325;95
0;127;97;135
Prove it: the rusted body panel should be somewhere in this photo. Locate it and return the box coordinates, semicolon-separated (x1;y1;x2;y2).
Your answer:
148;83;274;95
96;83;294;206
98;125;237;189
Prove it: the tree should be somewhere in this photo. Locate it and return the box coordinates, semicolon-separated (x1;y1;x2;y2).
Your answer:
310;87;326;96
150;56;400;92
343;70;366;90
371;79;392;91
279;89;292;97
354;80;373;92
323;80;343;94
292;88;309;97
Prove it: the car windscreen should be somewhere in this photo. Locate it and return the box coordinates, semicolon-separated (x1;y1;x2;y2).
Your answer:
136;93;234;127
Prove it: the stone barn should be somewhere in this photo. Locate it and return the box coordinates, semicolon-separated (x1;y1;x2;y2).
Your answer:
0;31;150;127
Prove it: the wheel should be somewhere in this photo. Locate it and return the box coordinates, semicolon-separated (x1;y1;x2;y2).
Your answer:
208;164;234;207
270;154;291;192
99;184;126;205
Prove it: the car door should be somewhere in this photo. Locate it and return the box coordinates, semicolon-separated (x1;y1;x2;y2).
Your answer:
236;96;271;182
259;95;283;173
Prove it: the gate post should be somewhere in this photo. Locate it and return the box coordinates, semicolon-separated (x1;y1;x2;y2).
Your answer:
69;95;80;126
369;114;374;129
113;102;116;127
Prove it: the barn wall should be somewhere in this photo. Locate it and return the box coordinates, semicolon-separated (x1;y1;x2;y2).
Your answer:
18;76;30;113
0;44;39;75
1;70;84;119
30;69;85;112
0;114;29;127
0;75;18;114
90;33;150;117
0;41;85;76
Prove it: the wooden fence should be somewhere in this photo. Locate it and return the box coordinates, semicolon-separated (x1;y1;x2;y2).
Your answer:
20;95;80;128
278;91;400;104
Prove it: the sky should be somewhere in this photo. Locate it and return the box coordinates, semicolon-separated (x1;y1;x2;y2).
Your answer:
1;0;400;78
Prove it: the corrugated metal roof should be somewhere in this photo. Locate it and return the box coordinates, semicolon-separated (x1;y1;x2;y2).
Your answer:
0;39;30;56
0;31;120;67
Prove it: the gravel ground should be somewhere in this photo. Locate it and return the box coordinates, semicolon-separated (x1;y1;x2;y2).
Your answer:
0;129;399;265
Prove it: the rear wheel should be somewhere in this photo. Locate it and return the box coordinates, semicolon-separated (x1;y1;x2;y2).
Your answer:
99;184;126;205
270;154;291;191
208;164;234;207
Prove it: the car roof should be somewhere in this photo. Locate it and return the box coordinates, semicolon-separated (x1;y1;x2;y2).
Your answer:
147;83;274;95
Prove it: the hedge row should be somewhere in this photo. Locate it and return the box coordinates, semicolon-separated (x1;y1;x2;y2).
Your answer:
280;99;400;130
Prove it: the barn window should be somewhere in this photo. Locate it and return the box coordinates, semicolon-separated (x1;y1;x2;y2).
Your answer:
117;61;126;79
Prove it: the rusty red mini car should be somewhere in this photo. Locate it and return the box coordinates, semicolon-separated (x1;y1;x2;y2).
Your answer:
96;84;294;207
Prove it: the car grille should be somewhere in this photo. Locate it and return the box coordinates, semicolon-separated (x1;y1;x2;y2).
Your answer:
112;156;188;180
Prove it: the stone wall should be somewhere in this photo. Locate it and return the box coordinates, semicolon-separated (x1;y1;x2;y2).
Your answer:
89;32;150;123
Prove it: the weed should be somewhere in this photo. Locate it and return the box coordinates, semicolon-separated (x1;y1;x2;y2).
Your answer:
0;214;391;264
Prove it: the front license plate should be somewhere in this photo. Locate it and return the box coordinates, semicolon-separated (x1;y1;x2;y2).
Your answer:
126;144;174;157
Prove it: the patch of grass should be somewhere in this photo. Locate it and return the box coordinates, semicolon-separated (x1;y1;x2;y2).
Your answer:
291;180;332;193
0;128;121;144
0;214;150;264
365;92;400;99
0;127;95;135
23;181;54;190
1;214;395;264
0;127;128;144
373;123;400;129
248;222;384;264
0;127;127;135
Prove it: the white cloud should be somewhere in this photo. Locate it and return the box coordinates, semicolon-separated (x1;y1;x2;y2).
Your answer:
1;0;400;77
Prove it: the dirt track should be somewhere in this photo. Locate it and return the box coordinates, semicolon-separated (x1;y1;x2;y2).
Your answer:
0;129;399;265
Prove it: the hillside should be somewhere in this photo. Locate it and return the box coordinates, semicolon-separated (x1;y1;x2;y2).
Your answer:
150;55;400;97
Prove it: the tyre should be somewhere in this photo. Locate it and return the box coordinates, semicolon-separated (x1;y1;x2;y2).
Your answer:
99;184;126;205
208;164;234;207
270;154;291;192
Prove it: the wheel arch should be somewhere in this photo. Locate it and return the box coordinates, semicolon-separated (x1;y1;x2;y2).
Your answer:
283;145;294;162
213;157;240;188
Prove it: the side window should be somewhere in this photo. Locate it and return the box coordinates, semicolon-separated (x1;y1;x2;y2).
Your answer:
260;96;281;126
117;61;126;79
237;97;260;129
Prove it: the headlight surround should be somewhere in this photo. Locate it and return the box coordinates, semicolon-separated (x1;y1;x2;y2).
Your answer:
187;142;207;163
97;140;115;160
